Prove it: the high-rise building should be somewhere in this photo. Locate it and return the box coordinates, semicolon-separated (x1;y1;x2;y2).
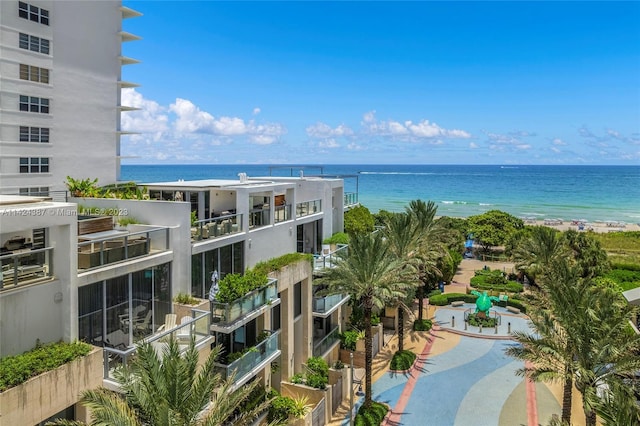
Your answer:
0;0;141;195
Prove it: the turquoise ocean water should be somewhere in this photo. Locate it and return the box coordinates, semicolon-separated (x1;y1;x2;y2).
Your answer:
121;164;639;224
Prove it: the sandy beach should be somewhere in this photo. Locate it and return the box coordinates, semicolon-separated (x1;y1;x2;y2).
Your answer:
526;218;639;233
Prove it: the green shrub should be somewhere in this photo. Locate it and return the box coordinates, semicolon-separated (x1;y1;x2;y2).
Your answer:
506;299;527;314
390;350;416;371
333;360;345;369
306;356;329;378
268;395;297;423
306;372;327;389
355;401;388;426
429;294;448;306
323;232;350;245
413;319;433;331
253;253;314;276
427;289;442;297
467;313;497;328
216;270;269;303
290;372;305;384
340;330;361;351
0;341;92;391
173;292;200;305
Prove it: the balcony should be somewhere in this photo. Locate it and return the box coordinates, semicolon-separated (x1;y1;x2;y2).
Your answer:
249;206;270;229
344;192;358;207
77;227;169;271
313;293;350;317
210;278;279;332
213;330;280;388
0;247;53;291
313;244;348;272
296;199;321;217
313;325;340;357
192;213;243;241
274;204;292;223
102;309;211;384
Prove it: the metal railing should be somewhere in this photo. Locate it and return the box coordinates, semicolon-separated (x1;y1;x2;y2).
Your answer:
344;192;358;206
296;199;321;217
78;227;169;270
213;330;280;381
210;278;278;325
274;204;292;223
313;325;340;357
313;244;348;271
0;246;53;291
192;213;243;241
102;308;210;381
313;293;349;314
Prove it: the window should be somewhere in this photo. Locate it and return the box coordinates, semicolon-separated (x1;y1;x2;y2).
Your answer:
19;95;49;113
19;187;49;196
19;157;49;173
18;2;49;25
19;33;50;54
294;282;302;317
19;64;49;84
20;126;49;142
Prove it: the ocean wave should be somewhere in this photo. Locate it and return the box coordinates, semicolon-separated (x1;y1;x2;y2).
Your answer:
441;200;468;205
479;203;493;206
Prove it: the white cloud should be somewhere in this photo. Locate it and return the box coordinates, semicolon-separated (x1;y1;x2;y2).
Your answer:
469;142;478;149
361;111;471;141
306;122;354;139
552;138;566;146
318;138;340;148
253;107;261;115
121;88;169;138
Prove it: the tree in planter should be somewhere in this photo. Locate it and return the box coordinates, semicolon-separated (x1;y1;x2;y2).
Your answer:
407;200;446;322
51;338;273;426
382;211;421;352
320;232;412;410
467;210;524;254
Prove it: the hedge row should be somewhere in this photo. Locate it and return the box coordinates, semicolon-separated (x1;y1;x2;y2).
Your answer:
428;292;527;314
0;341;92;391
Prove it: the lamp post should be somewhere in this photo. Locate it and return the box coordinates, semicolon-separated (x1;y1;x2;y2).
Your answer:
350;352;354;426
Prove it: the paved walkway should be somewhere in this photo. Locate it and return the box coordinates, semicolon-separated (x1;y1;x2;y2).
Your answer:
329;304;563;426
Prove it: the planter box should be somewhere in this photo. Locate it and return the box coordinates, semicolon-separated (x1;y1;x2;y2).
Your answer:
282;381;330;425
78;216;113;235
0;346;102;425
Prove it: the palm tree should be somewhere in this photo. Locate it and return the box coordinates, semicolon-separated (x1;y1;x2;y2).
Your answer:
512;225;568;284
507;259;584;424
570;285;640;426
382;212;421;352
406;200;443;321
53;338;273;426
321;232;413;409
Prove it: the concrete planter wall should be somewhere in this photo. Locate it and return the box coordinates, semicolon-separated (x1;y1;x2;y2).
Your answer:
282;381;331;425
339;324;384;368
173;298;209;322
0;346;102;425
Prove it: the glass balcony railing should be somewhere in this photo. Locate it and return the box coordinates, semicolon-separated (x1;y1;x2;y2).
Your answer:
274;204;292;223
344;192;358;206
0;246;53;291
249;208;270;229
214;330;280;381
210;278;278;325
296;199;321;217
192;213;243;241
313;293;349;314
103;309;210;381
78;227;169;270
313;244;348;271
313;325;340;357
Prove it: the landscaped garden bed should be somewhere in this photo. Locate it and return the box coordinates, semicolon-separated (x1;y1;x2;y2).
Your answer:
355;401;389;426
390;350;416;371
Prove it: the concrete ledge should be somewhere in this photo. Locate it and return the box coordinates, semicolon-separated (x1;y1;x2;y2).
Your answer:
451;301;464;307
506;306;521;314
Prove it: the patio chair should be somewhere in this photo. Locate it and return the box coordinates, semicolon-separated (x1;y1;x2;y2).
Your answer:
176;316;193;342
133;310;153;336
157;313;177;332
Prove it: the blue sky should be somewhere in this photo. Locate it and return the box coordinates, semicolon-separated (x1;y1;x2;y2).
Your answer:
121;1;640;165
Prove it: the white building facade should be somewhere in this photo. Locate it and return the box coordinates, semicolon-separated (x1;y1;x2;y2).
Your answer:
0;0;140;196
